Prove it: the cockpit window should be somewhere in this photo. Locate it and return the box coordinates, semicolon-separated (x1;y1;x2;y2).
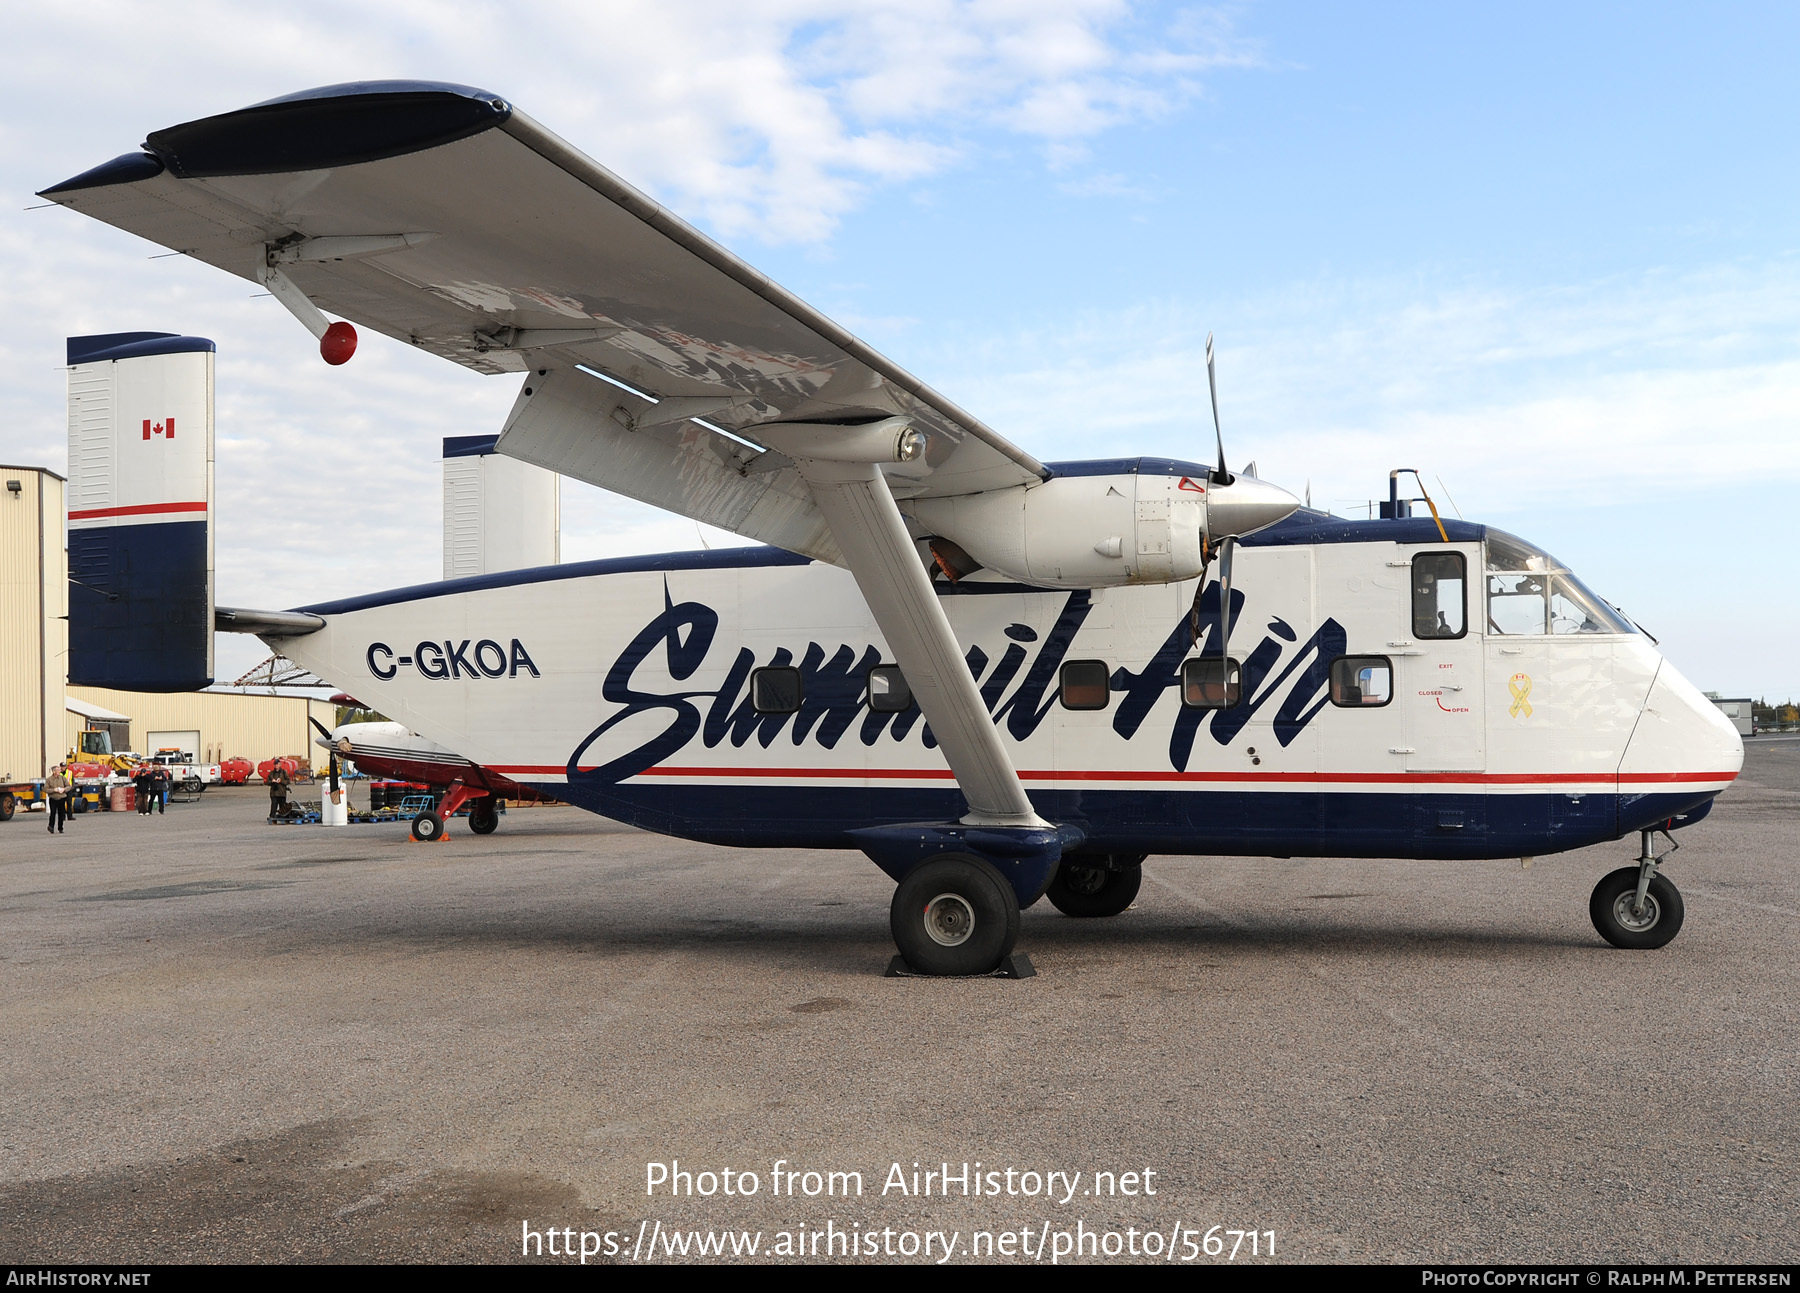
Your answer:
1411;552;1466;639
1548;572;1632;635
1484;530;1634;635
1484;530;1552;575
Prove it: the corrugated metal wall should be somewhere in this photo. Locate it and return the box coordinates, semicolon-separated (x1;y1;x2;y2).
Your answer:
443;450;559;579
442;453;483;579
0;466;66;784
64;687;337;768
44;475;66;777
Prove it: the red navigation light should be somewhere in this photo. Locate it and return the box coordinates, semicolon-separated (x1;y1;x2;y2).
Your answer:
320;320;358;365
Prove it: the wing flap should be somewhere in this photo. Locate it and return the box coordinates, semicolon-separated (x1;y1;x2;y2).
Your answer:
498;367;842;564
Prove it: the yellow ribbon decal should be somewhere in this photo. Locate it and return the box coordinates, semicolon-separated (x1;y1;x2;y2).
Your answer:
1508;673;1533;718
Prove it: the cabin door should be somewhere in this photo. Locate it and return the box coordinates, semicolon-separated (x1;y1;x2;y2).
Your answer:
1397;543;1485;773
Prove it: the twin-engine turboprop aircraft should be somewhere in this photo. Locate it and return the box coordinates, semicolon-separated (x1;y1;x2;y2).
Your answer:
44;82;1743;975
313;719;557;840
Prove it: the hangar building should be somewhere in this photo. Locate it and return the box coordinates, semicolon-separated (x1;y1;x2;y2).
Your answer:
0;465;68;785
2;459;331;782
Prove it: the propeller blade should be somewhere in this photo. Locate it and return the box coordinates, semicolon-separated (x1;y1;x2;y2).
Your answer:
1217;536;1237;666
308;716;334;740
1205;333;1231;486
1188;545;1213;647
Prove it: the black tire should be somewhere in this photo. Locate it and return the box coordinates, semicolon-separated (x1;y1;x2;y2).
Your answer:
1590;867;1685;949
411;810;445;842
1046;859;1143;918
0;793;13;822
468;799;499;835
890;853;1021;976
182;778;203;794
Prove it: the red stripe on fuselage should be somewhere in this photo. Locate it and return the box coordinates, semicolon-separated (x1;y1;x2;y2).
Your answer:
486;764;1738;786
68;501;208;520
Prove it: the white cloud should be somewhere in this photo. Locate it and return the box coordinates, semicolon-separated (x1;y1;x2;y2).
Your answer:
919;259;1800;514
1056;170;1153;197
3;0;1248;243
0;0;1252;628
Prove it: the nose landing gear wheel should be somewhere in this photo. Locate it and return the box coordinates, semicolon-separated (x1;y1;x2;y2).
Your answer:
890;853;1021;976
1589;867;1685;949
411;810;445;842
1045;858;1143;918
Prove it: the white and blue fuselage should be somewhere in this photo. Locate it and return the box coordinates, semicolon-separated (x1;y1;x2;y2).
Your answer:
279;501;1741;865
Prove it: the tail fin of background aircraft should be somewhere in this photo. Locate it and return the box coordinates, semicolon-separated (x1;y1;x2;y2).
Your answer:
66;332;215;691
442;434;559;578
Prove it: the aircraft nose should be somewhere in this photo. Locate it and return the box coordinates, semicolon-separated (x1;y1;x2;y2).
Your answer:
1617;661;1744;831
1206;475;1301;540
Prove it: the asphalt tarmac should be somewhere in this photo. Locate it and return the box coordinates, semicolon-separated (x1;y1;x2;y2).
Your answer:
2;744;1796;1265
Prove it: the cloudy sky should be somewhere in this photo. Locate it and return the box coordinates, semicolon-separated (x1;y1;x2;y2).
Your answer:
3;2;1796;697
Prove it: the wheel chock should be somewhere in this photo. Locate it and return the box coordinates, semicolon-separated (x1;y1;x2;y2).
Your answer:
884;952;1035;980
997;953;1036;979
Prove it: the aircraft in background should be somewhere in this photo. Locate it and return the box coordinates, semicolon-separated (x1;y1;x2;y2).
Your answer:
43;82;1742;975
316;717;555;839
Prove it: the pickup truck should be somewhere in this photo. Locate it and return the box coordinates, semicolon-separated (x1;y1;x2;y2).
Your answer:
145;749;224;794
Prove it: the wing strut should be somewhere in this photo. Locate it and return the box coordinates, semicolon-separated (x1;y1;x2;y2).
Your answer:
765;437;1045;829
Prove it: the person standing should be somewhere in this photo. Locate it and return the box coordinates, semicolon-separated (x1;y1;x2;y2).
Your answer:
152;764;170;815
46;764;71;834
135;764;155;815
266;760;291;822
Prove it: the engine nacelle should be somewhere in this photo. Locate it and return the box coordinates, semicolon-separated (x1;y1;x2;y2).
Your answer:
907;472;1207;589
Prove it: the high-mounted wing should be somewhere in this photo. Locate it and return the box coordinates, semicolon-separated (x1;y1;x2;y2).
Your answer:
40;81;1047;563
47;81;1057;829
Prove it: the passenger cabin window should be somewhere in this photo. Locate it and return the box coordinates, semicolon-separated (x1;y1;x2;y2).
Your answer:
1484;529;1635;636
752;666;803;714
1181;657;1241;708
867;664;912;713
1060;660;1112;711
1411;552;1466;639
1329;657;1392;707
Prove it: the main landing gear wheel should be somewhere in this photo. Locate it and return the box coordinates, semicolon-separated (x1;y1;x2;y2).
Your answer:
1046;856;1144;918
1590;867;1685;950
468;798;499;835
890;853;1021;977
411;810;445;842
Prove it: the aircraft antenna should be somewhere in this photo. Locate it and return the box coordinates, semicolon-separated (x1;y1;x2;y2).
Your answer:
1434;474;1464;520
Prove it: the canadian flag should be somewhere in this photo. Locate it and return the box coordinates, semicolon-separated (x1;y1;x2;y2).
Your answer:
141;417;175;441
